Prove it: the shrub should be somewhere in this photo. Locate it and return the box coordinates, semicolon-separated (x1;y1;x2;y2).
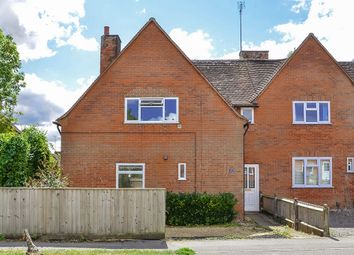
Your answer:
175;248;196;255
166;192;237;226
0;133;29;186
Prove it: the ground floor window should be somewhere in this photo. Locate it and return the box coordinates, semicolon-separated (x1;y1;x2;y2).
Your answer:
292;157;332;188
116;163;145;188
178;163;186;180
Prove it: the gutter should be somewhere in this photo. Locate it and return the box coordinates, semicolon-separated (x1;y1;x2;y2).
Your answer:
52;121;62;135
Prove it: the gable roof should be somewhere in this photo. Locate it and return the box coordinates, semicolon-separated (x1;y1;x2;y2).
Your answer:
56;18;247;123
194;34;354;106
193;59;285;106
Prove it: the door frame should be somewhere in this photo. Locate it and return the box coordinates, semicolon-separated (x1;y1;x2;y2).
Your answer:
244;164;260;212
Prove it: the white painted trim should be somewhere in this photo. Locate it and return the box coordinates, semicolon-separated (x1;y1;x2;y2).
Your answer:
124;97;179;124
178;163;187;180
347;157;354;173
241;107;254;124
116;163;145;188
292;157;332;188
244;164;259;212
292;101;331;124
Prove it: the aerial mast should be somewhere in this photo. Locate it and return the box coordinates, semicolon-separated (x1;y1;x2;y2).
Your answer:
238;1;246;52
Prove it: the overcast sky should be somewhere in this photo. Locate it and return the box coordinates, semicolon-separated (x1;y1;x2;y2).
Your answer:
0;0;353;150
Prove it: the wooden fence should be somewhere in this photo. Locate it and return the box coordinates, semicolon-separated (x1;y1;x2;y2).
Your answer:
260;193;329;236
0;188;165;239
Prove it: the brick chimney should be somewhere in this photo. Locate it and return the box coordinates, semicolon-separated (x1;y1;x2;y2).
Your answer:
239;50;269;60
100;26;121;73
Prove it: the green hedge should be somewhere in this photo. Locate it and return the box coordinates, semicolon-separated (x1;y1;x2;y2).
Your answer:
166;192;237;226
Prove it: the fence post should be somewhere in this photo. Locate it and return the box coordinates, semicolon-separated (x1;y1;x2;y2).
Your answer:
323;204;330;237
293;197;299;231
273;194;278;218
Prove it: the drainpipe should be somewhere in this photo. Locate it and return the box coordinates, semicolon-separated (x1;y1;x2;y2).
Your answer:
242;122;249;219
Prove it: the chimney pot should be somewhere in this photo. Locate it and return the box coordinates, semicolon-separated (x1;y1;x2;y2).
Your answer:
104;26;110;35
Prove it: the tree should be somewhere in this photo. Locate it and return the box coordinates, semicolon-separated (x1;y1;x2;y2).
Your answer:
0;126;67;187
0;29;25;126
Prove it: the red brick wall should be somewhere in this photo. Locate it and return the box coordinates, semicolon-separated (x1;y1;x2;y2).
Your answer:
59;21;245;214
244;36;354;208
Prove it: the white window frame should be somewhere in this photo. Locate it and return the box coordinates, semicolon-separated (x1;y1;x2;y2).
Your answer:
124;97;179;124
292;101;331;124
178;163;187;180
241;107;254;124
292;157;332;188
116;163;145;188
347;157;354;173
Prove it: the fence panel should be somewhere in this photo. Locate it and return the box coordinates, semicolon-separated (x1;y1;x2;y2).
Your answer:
0;188;165;239
260;193;329;236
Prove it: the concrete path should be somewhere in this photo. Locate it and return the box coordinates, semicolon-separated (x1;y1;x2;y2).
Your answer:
330;209;354;237
0;240;168;250
246;212;280;228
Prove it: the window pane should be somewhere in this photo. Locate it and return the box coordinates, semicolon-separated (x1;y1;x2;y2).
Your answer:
294;160;304;185
306;110;317;122
119;165;143;172
320;160;330;185
319;103;329;122
348;158;353;172
126;99;139;120
244;168;248;188
165;99;177;121
242;108;253;123
307;102;316;108
248;167;255;188
119;174;143;188
306;166;318;185
295;103;304;121
141;107;163;121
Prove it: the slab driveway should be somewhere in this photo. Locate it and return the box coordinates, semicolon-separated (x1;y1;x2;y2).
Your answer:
330;209;354;237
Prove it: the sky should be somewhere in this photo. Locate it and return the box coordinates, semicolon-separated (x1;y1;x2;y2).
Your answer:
0;0;353;150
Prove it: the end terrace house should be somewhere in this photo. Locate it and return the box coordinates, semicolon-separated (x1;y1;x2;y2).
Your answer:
55;18;354;213
54;19;247;213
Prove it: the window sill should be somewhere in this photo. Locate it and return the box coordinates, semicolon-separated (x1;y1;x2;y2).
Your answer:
292;186;333;189
178;178;187;181
124;122;179;125
292;122;332;125
346;171;354;174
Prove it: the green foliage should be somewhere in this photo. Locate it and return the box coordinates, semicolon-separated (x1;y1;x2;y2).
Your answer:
175;248;196;255
0;126;67;187
0;133;29;186
166;192;237;226
0;233;5;241
21;126;51;177
0;29;25;123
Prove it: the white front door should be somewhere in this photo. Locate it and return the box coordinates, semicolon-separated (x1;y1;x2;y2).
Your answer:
244;164;259;212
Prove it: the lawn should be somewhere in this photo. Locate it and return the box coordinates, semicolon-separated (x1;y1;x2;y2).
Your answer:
0;250;174;255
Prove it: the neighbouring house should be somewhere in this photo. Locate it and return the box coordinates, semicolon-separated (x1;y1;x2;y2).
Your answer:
55;18;354;214
195;34;354;211
54;18;247;214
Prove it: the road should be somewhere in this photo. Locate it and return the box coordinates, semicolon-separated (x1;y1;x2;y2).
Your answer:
1;237;354;254
168;237;354;255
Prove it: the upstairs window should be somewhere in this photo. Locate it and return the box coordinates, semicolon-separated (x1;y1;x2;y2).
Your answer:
293;101;330;124
348;158;354;173
241;107;254;124
125;97;178;123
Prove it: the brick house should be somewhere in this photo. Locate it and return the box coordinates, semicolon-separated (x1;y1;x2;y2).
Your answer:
195;34;354;211
55;19;247;214
55;18;354;213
